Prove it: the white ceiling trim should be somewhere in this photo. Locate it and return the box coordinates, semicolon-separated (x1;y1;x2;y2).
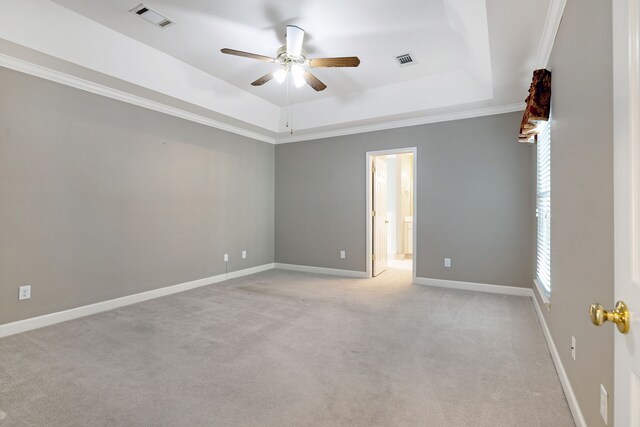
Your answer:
0;52;525;145
280;70;493;132
535;0;568;68
276;103;525;144
0;0;281;132
0;54;276;144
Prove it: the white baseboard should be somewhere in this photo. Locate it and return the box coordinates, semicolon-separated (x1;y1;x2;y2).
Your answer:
414;277;534;297
531;292;586;427
274;263;367;278
0;263;275;339
226;263;275;279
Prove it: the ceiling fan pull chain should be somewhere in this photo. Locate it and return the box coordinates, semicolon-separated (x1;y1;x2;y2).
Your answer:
289;77;294;134
285;74;290;129
285;73;294;134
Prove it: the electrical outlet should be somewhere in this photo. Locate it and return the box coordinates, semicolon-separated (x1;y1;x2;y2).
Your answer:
242;250;247;259
444;258;451;268
571;336;576;360
340;250;346;259
224;254;229;262
19;285;31;300
600;384;608;424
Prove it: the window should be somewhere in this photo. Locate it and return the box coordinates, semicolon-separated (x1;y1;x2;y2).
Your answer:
536;119;551;298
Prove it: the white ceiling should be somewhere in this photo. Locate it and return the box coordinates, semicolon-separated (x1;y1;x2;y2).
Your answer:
0;0;552;141
51;0;492;106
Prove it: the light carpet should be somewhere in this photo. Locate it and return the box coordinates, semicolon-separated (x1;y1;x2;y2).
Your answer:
0;269;574;426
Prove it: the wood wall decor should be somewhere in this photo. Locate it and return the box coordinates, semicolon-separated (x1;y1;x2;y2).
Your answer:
519;69;552;144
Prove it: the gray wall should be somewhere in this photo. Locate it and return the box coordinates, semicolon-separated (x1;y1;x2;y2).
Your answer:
0;67;274;326
275;112;535;287
532;0;615;425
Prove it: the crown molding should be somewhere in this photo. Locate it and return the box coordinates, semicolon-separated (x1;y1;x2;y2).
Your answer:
0;53;525;145
535;0;568;68
275;103;526;144
0;54;277;144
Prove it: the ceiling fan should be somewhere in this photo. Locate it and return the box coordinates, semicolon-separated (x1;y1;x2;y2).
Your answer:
221;25;360;92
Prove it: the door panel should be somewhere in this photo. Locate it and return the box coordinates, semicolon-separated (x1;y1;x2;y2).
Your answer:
373;157;388;276
613;0;640;425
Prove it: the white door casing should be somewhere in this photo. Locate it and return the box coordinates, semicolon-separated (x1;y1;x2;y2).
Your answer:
373;156;388;276
613;0;640;425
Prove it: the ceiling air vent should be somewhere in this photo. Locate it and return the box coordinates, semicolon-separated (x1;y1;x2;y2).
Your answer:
395;53;415;66
130;4;174;28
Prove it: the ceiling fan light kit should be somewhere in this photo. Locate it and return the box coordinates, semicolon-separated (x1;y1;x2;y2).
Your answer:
290;65;305;88
273;69;287;84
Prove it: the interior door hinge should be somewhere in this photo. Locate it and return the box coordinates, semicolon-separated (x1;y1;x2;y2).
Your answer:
372;254;376;261
372;165;376;174
371;210;376;217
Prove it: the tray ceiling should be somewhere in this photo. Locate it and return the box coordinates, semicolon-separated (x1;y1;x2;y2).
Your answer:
0;0;552;141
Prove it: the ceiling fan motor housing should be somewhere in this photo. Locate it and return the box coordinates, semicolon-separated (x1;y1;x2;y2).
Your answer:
276;46;308;68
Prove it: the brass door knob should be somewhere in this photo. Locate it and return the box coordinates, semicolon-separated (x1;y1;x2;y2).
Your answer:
589;301;630;334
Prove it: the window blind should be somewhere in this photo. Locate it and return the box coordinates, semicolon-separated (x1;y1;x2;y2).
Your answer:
536;120;551;294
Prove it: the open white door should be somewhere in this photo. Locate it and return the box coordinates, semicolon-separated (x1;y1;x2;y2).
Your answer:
612;1;640;425
372;156;388;276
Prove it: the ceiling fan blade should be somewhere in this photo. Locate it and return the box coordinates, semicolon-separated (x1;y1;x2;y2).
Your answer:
303;71;327;91
220;48;275;63
251;72;275;87
286;25;305;56
308;57;361;68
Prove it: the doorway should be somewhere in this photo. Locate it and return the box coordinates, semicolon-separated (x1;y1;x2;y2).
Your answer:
366;148;417;281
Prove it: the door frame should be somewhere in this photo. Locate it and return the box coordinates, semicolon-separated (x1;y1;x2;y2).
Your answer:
365;147;417;282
